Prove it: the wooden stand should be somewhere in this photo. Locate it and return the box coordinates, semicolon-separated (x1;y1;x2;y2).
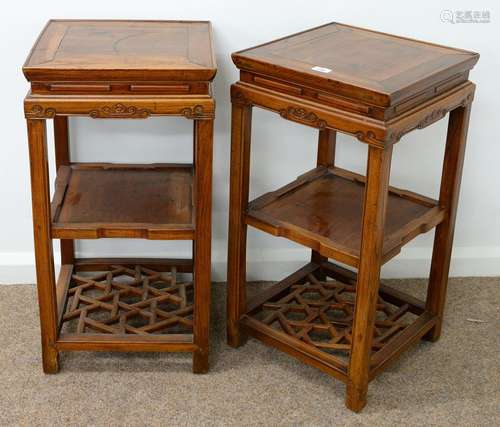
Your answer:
23;20;216;374
226;22;478;411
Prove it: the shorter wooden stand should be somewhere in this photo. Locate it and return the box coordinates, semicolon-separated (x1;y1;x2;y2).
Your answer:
226;22;478;411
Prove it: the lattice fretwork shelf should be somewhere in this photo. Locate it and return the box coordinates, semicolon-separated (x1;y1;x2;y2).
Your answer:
241;261;437;381
257;276;413;355
61;264;193;335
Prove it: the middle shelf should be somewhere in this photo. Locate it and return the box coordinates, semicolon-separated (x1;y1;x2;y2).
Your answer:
51;163;195;240
246;166;445;268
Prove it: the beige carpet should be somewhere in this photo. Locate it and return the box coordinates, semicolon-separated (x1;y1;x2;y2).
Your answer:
0;278;498;426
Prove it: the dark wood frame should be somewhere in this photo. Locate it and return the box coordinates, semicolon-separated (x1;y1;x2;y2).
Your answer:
226;62;474;412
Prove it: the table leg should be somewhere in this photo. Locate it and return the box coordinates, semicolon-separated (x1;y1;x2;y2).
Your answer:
425;104;472;341
27;119;59;374
192;119;214;373
346;144;393;411
311;129;336;278
227;102;252;348
53;116;75;265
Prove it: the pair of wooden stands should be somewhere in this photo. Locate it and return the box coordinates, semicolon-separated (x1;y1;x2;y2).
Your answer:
23;20;478;411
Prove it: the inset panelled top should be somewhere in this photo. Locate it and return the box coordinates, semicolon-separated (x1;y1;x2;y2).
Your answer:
232;22;478;107
23;20;217;82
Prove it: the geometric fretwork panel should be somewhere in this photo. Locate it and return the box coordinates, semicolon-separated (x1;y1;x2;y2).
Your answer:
252;273;416;360
62;265;193;335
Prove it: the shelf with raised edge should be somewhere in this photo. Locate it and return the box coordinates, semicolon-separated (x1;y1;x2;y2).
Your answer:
51;163;194;240
246;166;445;268
54;260;197;352
241;261;437;381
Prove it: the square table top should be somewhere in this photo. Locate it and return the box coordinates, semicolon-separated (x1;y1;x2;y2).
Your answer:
23;20;217;83
232;22;478;107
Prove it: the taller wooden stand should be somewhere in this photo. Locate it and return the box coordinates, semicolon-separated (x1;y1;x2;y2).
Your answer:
23;20;216;374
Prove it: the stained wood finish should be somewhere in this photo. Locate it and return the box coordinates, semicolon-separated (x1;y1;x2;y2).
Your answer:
311;129;336;274
56;333;195;353
233;22;478;110
242;261;437;384
193;119;214;373
24;20;216;373
24;96;215;120
247;166;444;268
243;248;435;401
73;257;193;273
425;104;472;341
316;129;336;168
231;79;474;148
53;116;74;265
346;145;392;412
24;20;216;83
226;103;252;347
228;23;477;412
320;261;426;316
27;119;59;373
60;264;193;335
56;264;73;326
23;21;216;122
51;163;194;239
252;274;411;355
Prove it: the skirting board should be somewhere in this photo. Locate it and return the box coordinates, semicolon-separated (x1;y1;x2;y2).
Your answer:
1;246;499;284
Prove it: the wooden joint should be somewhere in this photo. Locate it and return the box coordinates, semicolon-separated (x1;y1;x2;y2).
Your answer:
231;87;253;106
386;87;475;144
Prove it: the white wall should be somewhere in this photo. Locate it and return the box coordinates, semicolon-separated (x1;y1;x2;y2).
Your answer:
1;0;499;283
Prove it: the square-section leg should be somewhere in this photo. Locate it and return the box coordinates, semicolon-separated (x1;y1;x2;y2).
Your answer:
193;119;214;373
311;129;336;279
53;115;75;265
27;119;60;373
425;104;471;341
227;101;252;348
346;145;393;412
